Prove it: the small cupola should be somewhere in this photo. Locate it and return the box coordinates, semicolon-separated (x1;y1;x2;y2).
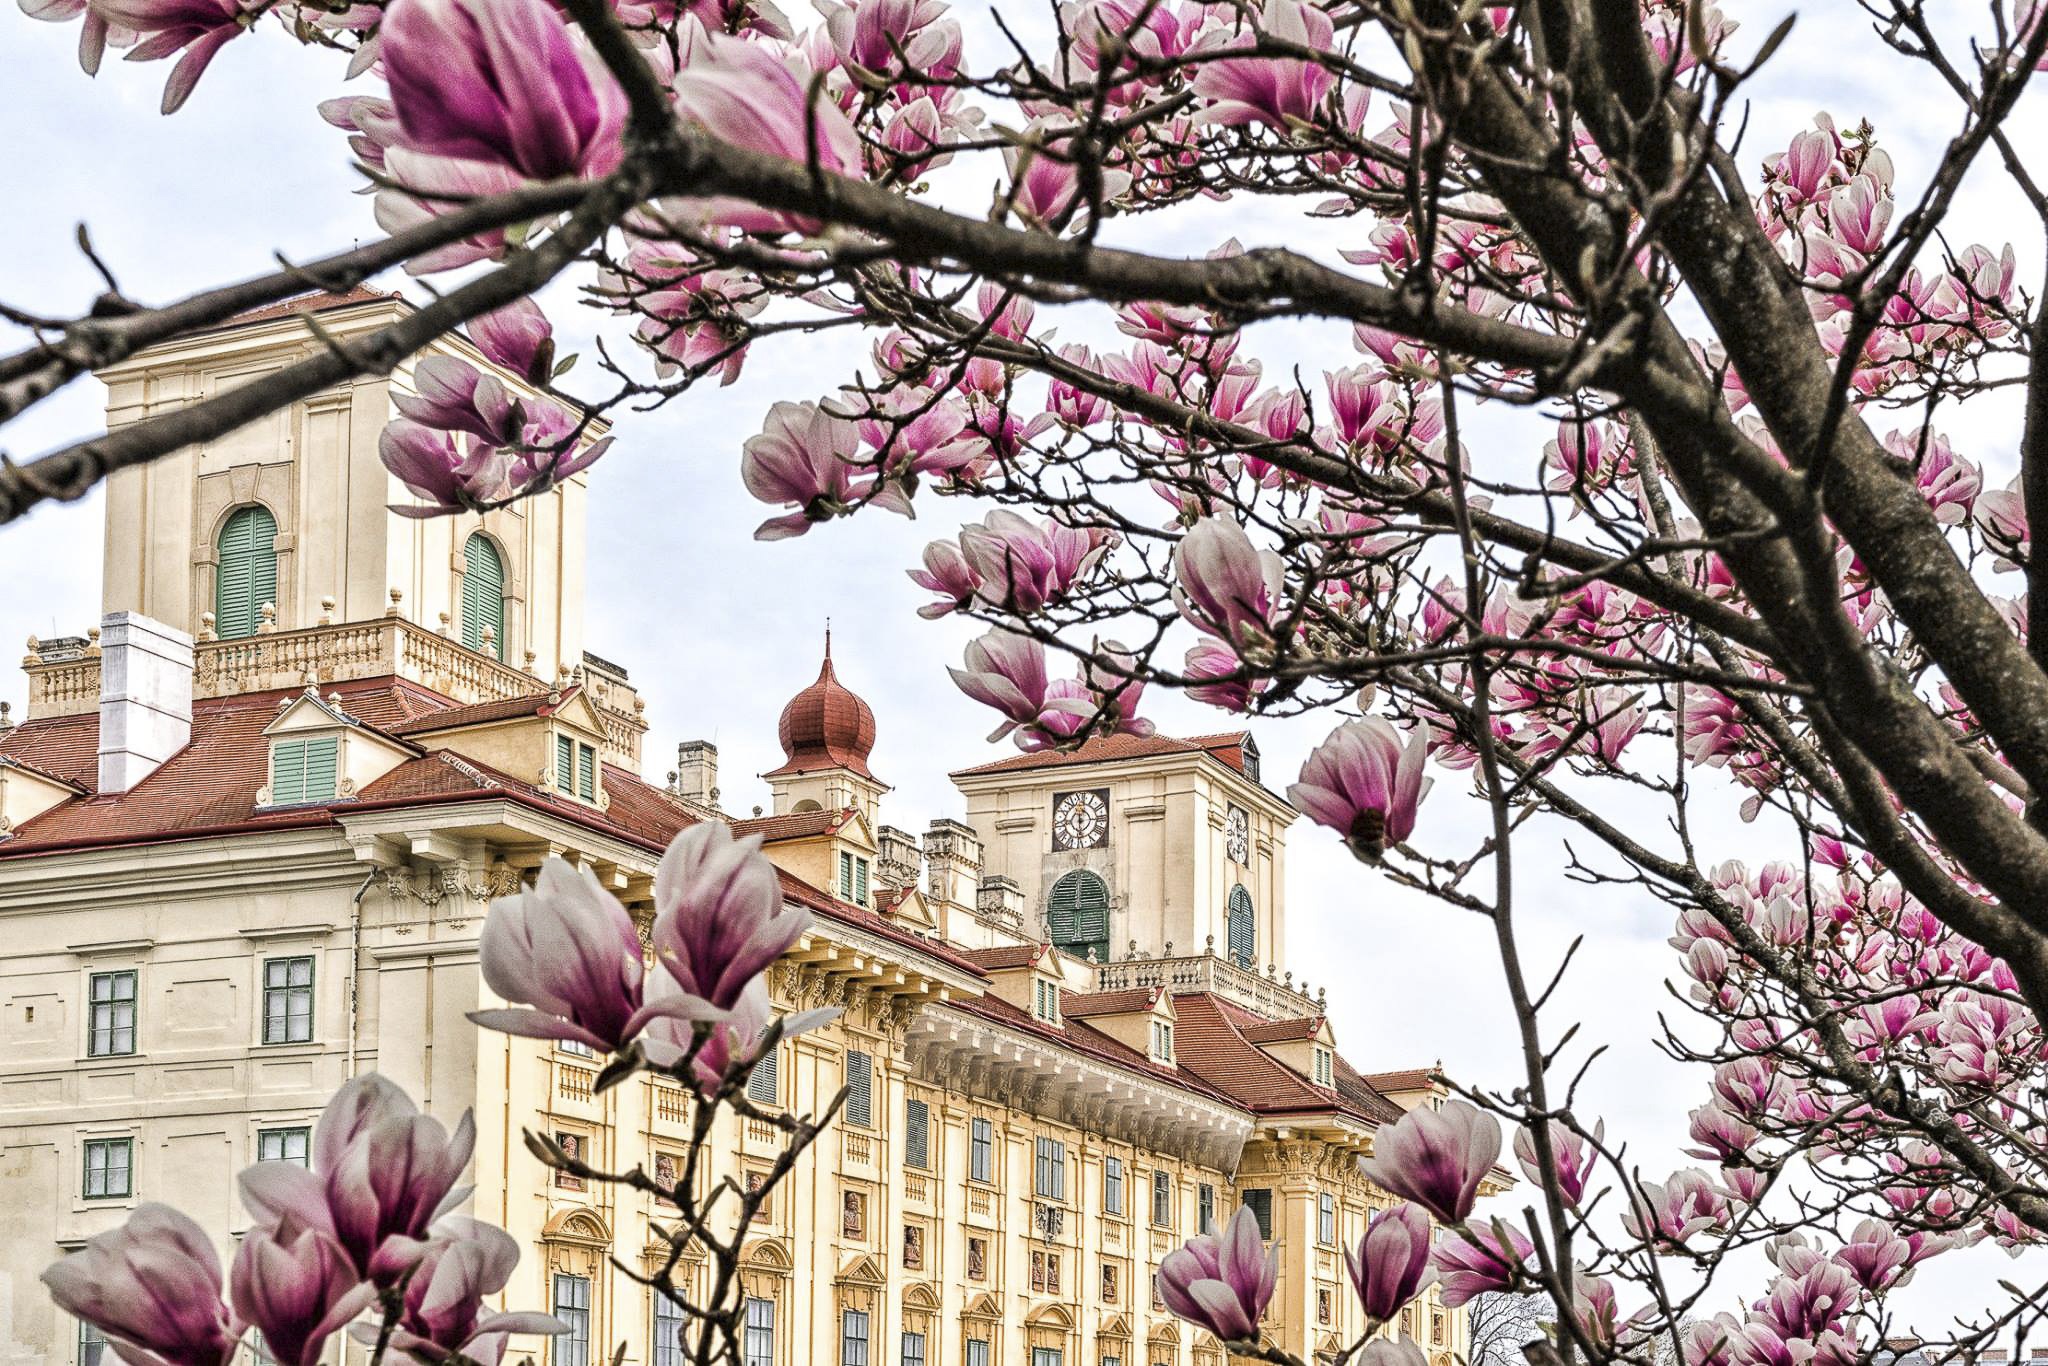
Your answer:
763;630;891;825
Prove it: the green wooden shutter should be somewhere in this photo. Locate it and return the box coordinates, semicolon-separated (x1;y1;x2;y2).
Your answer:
576;742;596;801
271;739;306;805
1047;872;1110;960
216;506;278;640
905;1099;929;1168
303;736;339;801
747;1042;779;1104
845;1049;872;1127
1227;885;1255;969
461;534;505;658
556;734;575;793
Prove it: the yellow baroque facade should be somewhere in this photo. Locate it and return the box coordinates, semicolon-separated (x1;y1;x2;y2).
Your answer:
0;291;1475;1366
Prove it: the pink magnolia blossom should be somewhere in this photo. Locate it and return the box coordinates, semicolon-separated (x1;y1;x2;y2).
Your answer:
958;511;1112;612
1431;1220;1534;1307
909;539;981;618
228;1216;376;1366
20;0;135;79
1185;639;1267;713
373;149;526;276
470;857;709;1053
1832;1219;1914;1293
742;399;902;540
1357;1340;1430;1366
1344;1202;1435;1320
1623;1168;1732;1251
679;978;839;1092
1173;517;1284;655
396;356;518;444
1002;119;1134;231
949;630;1149;752
468;297;556;385
319;94;401;171
1190;0;1337;130
1157;1205;1279;1342
380;0;625;180
821;0;961;77
1288;718;1433;863
1512;1117;1601;1208
668;31;863;232
1977;472;2029;570
42;1204;242;1366
651;822;812;1015
90;0;248;113
373;1218;564;1364
1360;1098;1500;1224
238;1074;475;1284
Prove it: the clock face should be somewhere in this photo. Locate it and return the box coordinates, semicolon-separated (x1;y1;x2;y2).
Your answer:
1052;789;1110;849
1226;805;1250;865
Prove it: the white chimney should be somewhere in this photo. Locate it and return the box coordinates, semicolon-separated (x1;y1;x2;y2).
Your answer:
97;612;194;794
676;739;719;805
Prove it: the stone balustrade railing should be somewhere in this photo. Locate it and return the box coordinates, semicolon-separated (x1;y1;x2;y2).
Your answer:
1095;949;1323;1022
24;614;648;766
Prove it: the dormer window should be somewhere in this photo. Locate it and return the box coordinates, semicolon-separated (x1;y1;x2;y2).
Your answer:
555;733;598;803
837;851;871;906
1034;977;1060;1024
270;736;338;805
1151;1020;1174;1062
1240;736;1261;782
1313;1046;1335;1087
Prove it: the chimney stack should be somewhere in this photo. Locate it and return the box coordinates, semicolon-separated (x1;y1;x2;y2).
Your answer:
675;740;719;806
876;824;921;890
923;818;983;907
97;612;193;795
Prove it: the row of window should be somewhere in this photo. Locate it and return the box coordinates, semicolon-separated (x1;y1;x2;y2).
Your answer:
213;506;507;659
85;958;314;1058
79;1123;310;1201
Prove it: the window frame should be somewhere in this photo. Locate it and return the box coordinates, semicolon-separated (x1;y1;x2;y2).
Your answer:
1151;1169;1172;1228
1103;1154;1124;1215
905;1097;930;1169
82;1137;132;1200
901;1332;927;1366
261;955;315;1046
269;735;339;806
1241;1187;1274;1241
1319;1192;1337;1246
841;1309;871;1366
969;1116;994;1183
743;1297;775;1366
256;1125;311;1166
87;969;137;1058
1198;1182;1215;1233
552;1273;592;1366
654;1289;686;1366
1034;1136;1067;1201
965;1341;991;1366
844;1049;874;1129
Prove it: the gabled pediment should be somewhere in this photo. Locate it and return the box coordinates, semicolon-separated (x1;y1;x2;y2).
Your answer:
1025;1302;1076;1330
962;1293;1002;1321
836;1252;886;1285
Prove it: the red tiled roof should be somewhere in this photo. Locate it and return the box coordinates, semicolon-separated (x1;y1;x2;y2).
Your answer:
387;687;576;736
0;710;100;791
218;286;404;331
950;730;1264;783
1359;1066;1439;1093
1062;987;1162;1018
731;807;856;842
1171;993;1402;1124
1237;1015;1326;1043
959;943;1050;972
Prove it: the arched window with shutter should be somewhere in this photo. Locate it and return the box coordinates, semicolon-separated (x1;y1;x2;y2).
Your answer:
1046;870;1112;963
461;533;505;658
215;505;278;640
1226;885;1255;970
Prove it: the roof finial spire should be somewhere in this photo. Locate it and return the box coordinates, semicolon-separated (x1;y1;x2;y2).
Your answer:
824;618;832;660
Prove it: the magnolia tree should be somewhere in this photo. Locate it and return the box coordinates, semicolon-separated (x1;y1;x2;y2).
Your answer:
9;0;2048;1363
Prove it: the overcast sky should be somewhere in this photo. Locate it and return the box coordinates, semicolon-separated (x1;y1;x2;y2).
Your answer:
3;0;2044;1332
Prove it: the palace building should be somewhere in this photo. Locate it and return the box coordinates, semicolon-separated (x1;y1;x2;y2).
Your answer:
0;292;1472;1366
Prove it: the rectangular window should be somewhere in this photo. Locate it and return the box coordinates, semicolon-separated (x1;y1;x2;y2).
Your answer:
262;956;314;1045
83;1138;132;1199
552;1274;591;1366
837;852;872;905
743;1298;774;1366
902;1333;926;1366
257;1126;310;1166
556;734;576;794
576;742;597;801
1033;978;1060;1023
1198;1182;1215;1233
748;1041;780;1105
1034;1137;1066;1200
1314;1048;1334;1087
270;736;338;805
1319;1192;1336;1246
1105;1359;1122;1366
654;1291;685;1366
841;1310;870;1366
905;1098;930;1169
1151;1170;1172;1227
77;1318;106;1366
1104;1155;1124;1215
966;1342;990;1366
1152;1021;1172;1058
970;1117;993;1183
1242;1188;1274;1241
87;970;136;1057
1033;1350;1064;1366
845;1050;873;1128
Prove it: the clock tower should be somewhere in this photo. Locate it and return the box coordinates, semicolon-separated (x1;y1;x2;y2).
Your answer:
950;732;1293;971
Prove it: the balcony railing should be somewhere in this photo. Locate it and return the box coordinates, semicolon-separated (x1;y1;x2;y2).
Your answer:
24;613;647;765
1095;949;1323;1021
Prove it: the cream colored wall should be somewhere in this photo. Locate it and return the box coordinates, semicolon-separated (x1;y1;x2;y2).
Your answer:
958;758;1293;972
97;303;594;683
